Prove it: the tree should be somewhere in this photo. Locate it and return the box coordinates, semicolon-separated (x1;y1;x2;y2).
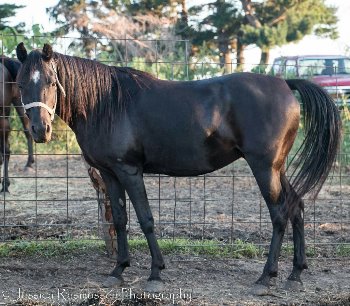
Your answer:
47;0;183;61
189;0;243;73
240;0;338;66
175;0;191;40
0;3;25;34
0;3;30;55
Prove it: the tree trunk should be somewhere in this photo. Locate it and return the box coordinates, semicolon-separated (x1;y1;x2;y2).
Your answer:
260;50;270;65
180;0;188;23
219;47;233;74
236;40;245;71
224;51;233;74
176;0;189;39
218;31;232;74
260;49;270;70
82;26;95;59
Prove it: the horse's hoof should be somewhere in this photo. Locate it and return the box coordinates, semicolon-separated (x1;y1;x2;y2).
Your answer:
145;280;164;293
284;279;304;292
250;284;271;296
24;166;35;173
102;276;124;288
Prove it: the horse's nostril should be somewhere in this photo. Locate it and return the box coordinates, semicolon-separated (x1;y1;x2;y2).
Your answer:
46;124;51;133
31;125;36;134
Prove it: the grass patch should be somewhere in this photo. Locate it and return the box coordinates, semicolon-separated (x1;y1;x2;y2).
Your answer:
1;239;348;259
0;238;263;259
0;239;105;258
281;244;317;257
336;244;350;257
130;238;263;258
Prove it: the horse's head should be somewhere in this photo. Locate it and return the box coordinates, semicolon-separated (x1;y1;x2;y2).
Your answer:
16;43;65;143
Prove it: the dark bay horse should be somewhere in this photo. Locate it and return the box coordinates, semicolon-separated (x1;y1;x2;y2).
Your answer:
15;43;341;292
0;56;34;192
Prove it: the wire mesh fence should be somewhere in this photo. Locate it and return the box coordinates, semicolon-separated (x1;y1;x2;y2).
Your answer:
0;35;349;259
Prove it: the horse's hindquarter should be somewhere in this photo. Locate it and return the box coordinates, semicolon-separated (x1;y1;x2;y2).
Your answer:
228;74;300;154
134;73;300;176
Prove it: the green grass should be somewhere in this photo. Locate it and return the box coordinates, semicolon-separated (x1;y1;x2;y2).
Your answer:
282;244;316;257
0;239;105;258
0;238;262;259
130;238;263;258
336;244;350;257
1;238;349;259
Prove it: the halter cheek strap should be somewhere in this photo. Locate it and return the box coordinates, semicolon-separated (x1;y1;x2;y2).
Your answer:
21;60;66;122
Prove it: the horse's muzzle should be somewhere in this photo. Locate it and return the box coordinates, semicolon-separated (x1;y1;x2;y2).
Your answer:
31;122;52;143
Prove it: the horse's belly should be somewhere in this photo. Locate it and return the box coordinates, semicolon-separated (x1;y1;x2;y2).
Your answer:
142;146;242;177
143;161;212;176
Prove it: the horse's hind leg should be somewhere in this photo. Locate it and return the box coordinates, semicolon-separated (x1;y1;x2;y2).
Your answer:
99;170;130;287
284;181;308;290
246;156;288;290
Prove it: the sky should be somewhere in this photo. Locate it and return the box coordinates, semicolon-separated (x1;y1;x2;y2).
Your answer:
2;0;350;66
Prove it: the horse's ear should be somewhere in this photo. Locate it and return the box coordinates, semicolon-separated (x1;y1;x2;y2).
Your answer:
42;44;53;61
16;42;28;63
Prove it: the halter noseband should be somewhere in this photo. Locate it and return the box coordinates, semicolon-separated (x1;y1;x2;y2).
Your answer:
21;60;66;122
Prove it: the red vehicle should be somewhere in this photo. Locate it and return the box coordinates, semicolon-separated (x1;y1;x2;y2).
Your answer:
271;55;350;103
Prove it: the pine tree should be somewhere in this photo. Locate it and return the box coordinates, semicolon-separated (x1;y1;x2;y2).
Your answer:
189;0;243;73
0;3;25;34
240;0;338;66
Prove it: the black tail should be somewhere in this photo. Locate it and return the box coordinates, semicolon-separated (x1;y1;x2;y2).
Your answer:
286;79;342;200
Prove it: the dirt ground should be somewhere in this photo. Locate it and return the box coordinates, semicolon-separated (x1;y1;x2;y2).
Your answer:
0;155;349;305
0;251;349;305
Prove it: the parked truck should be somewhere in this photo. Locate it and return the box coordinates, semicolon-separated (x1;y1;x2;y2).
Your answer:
271;55;350;104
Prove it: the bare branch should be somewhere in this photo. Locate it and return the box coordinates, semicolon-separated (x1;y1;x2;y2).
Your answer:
269;12;287;26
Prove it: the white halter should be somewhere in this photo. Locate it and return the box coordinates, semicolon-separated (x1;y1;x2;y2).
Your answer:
21;60;66;122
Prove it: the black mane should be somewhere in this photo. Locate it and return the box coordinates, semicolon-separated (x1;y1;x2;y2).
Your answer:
54;53;156;125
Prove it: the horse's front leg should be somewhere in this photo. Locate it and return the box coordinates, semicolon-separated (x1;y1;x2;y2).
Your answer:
99;171;130;287
12;100;34;168
21;115;34;169
0;117;11;193
2;146;10;193
114;163;165;292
